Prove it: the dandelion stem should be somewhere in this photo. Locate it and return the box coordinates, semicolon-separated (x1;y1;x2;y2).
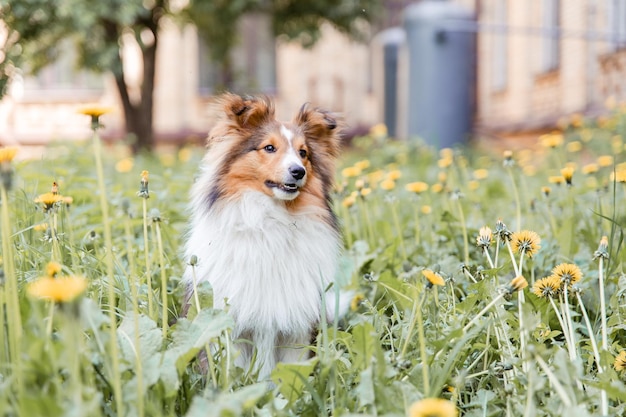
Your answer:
548;296;575;359
91;127;124;416
141;198;154;319
463;291;506;333
598;257;608;351
534;353;573;407
506;240;520;276
562;286;578;361
123;217;145;417
506;167;522;232
483;247;495;269
455;198;469;265
390;200;407;261
400;289;429;394
154;221;169;337
0;183;23;393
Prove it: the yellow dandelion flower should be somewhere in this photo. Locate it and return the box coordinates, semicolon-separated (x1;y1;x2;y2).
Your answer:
476;226;493;249
342;195;356;208
423;270;445;287
178;147;193;162
468;180;479;191
369;123;387;138
0;146;18;163
570;113;584;128
350;294;365;311
405;181;429;194
367;170;385;185
33;223;48;232
159;153;175;167
548;175;565;185
45;261;62;277
360;188;372;197
582;163;599;175
438;157;453;169
342;166;362;178
387;170;402;181
431;183;444;193
610;170;626;183
579;129;593;142
561;166;574;185
511;230;541;257
355;179;366;190
380;179;396;191
421;205;432;215
597;155;614;167
408;398;458;417
27;275;88;303
614;351;626;371
115;158;134;173
522;165;537;177
77;105;114;118
606;95;617;110
539;133;564;148
532;276;561;298
439;148;454;159
354;159;371;170
541;186;551;197
509;275;528;293
34;192;64;210
552;263;582;286
438;171;447;183
566;141;582;152
473;169;488;180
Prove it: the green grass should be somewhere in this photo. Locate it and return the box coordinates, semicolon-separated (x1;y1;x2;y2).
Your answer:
1;111;626;417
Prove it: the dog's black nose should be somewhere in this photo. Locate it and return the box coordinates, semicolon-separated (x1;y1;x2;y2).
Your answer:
289;165;306;180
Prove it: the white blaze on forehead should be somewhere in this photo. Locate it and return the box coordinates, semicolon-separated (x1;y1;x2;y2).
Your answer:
280;124;295;143
278;124;306;183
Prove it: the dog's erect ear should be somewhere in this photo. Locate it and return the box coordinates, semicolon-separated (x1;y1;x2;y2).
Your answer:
219;93;275;130
294;103;342;158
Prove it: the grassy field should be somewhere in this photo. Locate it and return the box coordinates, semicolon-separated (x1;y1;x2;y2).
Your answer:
0;109;625;417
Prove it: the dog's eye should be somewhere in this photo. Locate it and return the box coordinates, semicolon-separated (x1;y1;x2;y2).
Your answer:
263;144;276;153
299;149;307;158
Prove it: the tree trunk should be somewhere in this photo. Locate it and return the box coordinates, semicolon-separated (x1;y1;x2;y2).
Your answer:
111;25;159;154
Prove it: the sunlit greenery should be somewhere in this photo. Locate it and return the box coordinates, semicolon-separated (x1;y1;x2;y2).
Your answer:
0;108;625;416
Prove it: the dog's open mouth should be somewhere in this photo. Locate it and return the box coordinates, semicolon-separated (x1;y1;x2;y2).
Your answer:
265;180;299;193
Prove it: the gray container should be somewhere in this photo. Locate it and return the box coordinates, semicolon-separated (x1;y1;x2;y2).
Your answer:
403;0;475;147
372;28;405;138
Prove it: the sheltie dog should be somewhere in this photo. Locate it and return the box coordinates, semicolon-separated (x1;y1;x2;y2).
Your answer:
182;93;346;379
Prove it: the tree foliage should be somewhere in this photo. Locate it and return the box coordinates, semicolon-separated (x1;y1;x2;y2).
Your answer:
1;0;380;152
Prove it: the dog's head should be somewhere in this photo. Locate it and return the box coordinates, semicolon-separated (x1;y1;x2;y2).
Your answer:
204;94;342;208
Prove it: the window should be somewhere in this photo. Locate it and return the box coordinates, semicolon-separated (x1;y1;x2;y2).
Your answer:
491;0;507;91
540;0;560;73
608;0;626;50
198;13;276;95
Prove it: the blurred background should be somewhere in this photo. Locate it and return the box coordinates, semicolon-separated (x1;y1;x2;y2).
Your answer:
0;0;624;154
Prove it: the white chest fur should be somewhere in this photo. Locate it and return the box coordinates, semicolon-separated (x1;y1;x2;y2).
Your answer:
183;191;341;337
